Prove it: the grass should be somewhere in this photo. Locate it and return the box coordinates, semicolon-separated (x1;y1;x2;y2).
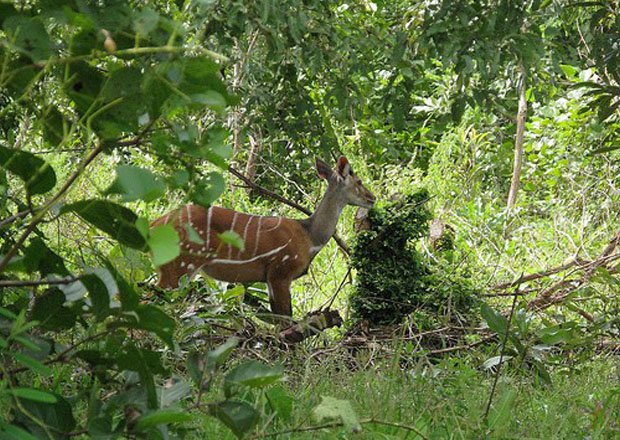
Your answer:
192;354;620;439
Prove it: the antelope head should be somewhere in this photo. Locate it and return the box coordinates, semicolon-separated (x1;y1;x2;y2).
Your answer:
316;156;376;209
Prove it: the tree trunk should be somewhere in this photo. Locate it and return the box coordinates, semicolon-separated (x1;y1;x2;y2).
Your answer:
244;132;261;190
507;65;528;210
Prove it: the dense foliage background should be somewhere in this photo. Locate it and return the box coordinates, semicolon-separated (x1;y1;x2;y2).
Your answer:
0;0;619;438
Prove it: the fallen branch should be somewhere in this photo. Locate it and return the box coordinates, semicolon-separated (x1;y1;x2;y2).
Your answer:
279;309;343;343
492;231;620;314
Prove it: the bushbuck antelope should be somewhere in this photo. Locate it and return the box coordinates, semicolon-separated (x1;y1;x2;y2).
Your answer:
151;156;375;319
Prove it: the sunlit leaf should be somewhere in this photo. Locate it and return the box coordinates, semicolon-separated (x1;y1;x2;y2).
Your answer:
313;396;362;433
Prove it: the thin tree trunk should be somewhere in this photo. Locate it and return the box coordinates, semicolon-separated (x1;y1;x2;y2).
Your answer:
507;65;528;210
244;132;261;189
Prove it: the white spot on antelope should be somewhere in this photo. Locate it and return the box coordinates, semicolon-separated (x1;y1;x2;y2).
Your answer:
188;263;195;271
282;255;290;262
180;261;186;268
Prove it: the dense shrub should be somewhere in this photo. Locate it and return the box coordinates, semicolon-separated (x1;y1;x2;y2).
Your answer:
350;190;478;327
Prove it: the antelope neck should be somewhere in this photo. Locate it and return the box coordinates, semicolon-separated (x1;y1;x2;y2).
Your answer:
301;185;346;247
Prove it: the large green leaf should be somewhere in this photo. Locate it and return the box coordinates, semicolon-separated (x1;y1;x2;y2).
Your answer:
113;304;176;348
210;401;259;439
105;165;166;202
7;388;57;403
14;392;76;439
31;288;77;331
480;303;509;335
80;273;111;321
61;200;146;249
148;224;180;267
224;361;283;397
266;385;294;422
3;16;51;62
6;238;69;276
134;409;194;432
11;353;52;377
313;396;361;433
102;259;139;310
206;337;239;374
0;146;56;196
488;388;517;436
116;344;166;409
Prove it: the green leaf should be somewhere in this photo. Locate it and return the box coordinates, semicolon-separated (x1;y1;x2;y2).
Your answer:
114;304;176;348
11;353;52;377
148;224;180;267
61;200;146;249
480;303;509;335
81;273;111;321
3;16;51;62
103;259;139;310
482;355;513;370
105;165;166;202
210;401;259;439
0;422;39;440
116;344;165;409
266;385;294;422
8;388;57;403
191;91;227;113
185;223;205;245
488;388;517;435
218;231;245;252
224;361;283;397
31;288;77;331
0;146;56;196
134;409;194;431
559;64;578;79
191;172;225;207
9;238;70;276
313;396;362;433
206;337;239;374
132;9;160;36
159;379;191;407
14;393;76;437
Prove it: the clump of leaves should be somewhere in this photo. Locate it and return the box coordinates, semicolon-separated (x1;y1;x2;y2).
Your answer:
350;189;478;327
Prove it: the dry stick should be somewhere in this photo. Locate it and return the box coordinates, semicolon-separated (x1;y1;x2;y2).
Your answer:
227;165;350;255
483;289;519;423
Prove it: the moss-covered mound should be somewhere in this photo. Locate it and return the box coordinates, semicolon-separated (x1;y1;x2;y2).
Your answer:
350;190;478;327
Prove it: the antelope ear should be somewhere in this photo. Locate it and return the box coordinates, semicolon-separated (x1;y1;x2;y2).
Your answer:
316;158;333;179
336;156;351;177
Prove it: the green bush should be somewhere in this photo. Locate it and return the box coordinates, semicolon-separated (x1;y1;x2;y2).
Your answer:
350;190;478;327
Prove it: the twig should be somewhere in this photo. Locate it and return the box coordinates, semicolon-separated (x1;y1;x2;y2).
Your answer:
228;165;350;255
0;210;29;229
0;277;80;287
318;266;352;311
483;287;519;422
